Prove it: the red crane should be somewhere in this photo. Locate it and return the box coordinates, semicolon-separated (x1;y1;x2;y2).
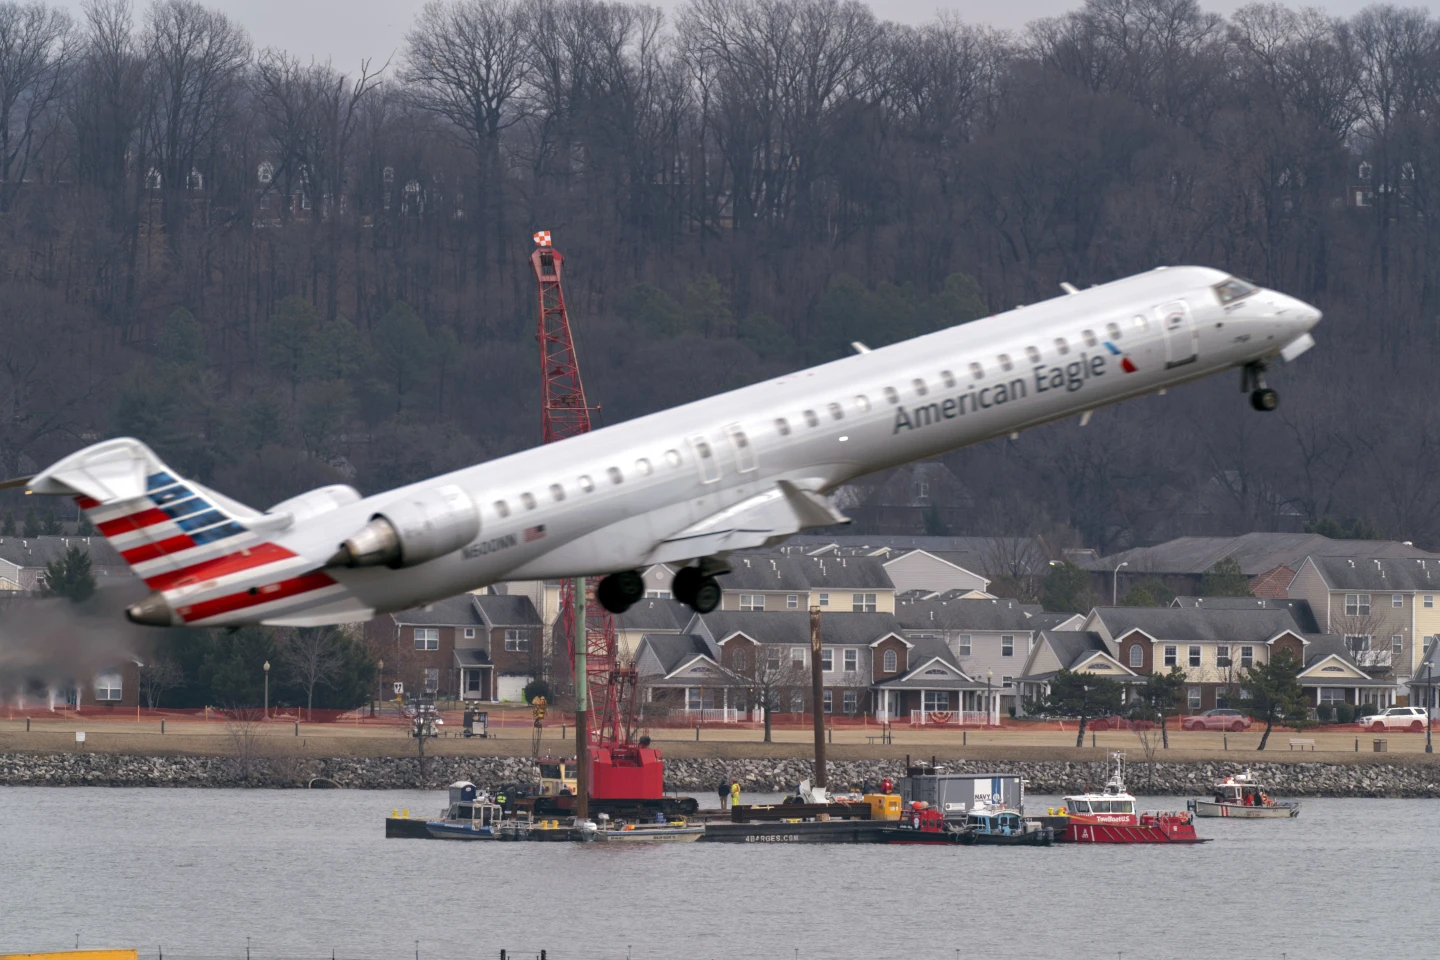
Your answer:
530;233;676;815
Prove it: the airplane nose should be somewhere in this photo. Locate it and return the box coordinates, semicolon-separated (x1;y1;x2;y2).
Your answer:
1278;293;1321;331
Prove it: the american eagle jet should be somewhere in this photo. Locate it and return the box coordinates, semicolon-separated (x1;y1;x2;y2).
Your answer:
17;267;1319;628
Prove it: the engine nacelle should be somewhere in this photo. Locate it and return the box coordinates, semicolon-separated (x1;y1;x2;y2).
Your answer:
265;485;363;528
331;484;479;569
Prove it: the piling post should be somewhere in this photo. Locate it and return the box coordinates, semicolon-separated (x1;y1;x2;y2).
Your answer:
810;605;826;788
573;576;589;820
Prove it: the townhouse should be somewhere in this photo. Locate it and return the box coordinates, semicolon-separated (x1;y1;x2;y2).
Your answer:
0;536;130;592
717;553;897;614
380;593;542;701
895;596;1082;714
1014;630;1139;712
1288;556;1440;701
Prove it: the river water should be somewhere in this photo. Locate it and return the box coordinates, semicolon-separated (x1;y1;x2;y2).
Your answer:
1;787;1436;960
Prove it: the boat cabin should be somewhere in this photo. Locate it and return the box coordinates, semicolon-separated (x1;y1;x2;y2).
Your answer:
1213;775;1268;806
1064;797;1135;816
443;781;504;825
535;760;578;797
966;810;1027;836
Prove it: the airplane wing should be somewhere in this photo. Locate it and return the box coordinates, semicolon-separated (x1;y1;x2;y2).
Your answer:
643;481;849;566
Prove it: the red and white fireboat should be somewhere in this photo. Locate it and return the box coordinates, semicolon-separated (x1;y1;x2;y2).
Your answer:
1056;753;1209;844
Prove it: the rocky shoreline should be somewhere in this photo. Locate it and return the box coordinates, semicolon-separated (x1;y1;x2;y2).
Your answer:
4;751;1440;796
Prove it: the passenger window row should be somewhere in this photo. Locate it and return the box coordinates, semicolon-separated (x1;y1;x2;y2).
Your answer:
493;446;687;520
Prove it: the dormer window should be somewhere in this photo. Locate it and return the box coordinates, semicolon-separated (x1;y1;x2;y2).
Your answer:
257;162;274;184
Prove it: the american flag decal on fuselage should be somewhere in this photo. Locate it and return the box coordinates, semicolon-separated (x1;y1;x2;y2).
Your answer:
79;471;338;624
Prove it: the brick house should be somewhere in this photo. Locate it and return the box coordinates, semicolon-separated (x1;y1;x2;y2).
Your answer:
380;593;541;702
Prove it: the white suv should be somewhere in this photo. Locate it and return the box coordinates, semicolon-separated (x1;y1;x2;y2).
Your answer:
1358;706;1432;731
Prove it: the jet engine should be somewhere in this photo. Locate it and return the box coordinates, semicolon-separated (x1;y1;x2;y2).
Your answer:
330;484;480;569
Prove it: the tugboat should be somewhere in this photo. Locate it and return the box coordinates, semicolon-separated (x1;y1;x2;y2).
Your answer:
1058;753;1208;844
959;802;1054;846
1188;770;1301;818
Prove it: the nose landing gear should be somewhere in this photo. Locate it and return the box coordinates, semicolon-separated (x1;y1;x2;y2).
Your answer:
1243;362;1279;412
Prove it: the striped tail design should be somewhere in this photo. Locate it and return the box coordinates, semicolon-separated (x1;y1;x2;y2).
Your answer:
31;439;356;626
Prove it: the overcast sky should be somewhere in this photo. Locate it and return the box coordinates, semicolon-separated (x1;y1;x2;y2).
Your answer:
62;0;1405;74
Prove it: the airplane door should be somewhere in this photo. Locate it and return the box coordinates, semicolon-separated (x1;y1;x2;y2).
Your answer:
688;434;722;484
724;423;757;474
1158;301;1197;368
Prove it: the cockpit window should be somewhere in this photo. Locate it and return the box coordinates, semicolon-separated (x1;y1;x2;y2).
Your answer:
1213;277;1258;305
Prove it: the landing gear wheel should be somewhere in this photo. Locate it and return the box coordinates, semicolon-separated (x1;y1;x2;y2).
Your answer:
1250;387;1279;412
672;566;703;607
691;576;722;614
597;570;645;613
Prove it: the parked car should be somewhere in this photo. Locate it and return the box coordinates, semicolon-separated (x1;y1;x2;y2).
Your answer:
1182;708;1252;732
1358;706;1431;732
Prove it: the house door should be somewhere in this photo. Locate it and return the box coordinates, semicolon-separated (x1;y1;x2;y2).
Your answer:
1157;300;1198;368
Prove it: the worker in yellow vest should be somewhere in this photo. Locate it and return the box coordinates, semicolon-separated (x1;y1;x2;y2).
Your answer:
729;779;741;808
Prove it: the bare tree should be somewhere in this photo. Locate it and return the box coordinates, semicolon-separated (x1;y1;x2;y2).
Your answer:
138;655;183;708
222;705;268;782
727;642;807;743
0;0;74;201
278;626;343;719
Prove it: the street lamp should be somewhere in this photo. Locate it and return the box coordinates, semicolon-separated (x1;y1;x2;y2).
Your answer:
1112;561;1129;605
1424;656;1433;755
374;659;384;717
986;668;994;726
263;660;270;718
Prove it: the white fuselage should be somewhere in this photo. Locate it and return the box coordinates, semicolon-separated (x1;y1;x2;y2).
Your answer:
278;265;1318;618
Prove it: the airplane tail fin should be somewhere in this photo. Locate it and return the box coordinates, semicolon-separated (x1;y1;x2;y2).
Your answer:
29;438;265;591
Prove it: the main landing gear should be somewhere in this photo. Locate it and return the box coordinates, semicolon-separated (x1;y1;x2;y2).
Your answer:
596;570;645;614
672;562;725;614
1243;362;1279;412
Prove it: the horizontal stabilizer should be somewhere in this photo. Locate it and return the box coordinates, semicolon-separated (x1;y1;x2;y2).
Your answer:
645;481;848;565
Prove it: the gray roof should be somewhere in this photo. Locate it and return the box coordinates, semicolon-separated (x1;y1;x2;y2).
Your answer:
638;633;720;675
454;649;491;666
614;598;691;632
722;554;894;591
0;535;126;569
473;594;540;627
783;535;1049;577
895;597;1044;632
1086;533;1439;577
877;638;984;690
392;595;485;627
1092;606;1306;645
1306;555;1440;592
1031;612;1082;631
693;610;906;646
1041;630;1112;670
1170;596;1320;634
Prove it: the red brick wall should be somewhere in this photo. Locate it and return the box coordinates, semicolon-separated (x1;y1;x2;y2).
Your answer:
873;635;908;680
1117;631;1152;674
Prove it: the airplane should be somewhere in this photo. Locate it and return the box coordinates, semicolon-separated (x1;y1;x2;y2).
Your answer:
15;265;1319;629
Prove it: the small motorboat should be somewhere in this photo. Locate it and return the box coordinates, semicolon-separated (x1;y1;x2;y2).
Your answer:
1188;770;1301;819
959;804;1054;846
591;813;703;842
424;780;507;840
877;802;969;844
1057;753;1208;843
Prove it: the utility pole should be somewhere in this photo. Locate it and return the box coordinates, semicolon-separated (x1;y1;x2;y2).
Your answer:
573;577;589;819
810;605;826;788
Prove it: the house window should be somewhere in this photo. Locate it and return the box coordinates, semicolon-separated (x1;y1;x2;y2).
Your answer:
791;647;806;665
1002;676;1013;688
883;650;898;673
852;593;877;612
1426;595;1434;608
415;628;439;651
843;690;857;714
739;594;765;611
466;672;481;692
923;691;950;711
1320;687;1346;704
787;594;799;609
823;690;833;714
1346;635;1371;658
1392;635;1404;657
1129;645;1143;668
687;688;704;711
914;481;930;499
775;417;791;436
1345;594;1371;616
578;475;595;493
821;649;834;672
1393;594;1404;608
1188;645;1202;668
1001;635;1014;657
504;629;529;652
767;650;782;671
1188;686;1202;710
844;649;858;673
791;691;805;712
94;673;122;702
1163;645;1177;667
1216;645;1231;668
463;627;476;639
1240;646;1254;668
424;668;439;693
818;593;829;607
733;648;746;671
958;635;972;656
